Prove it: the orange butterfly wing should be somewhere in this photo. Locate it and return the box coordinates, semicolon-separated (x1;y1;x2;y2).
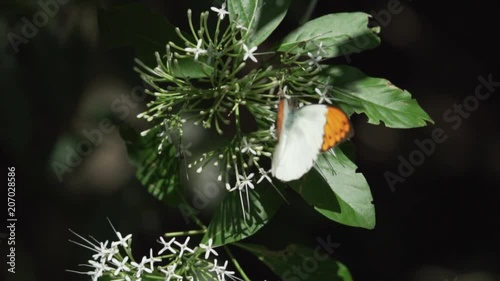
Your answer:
276;98;285;140
321;106;354;151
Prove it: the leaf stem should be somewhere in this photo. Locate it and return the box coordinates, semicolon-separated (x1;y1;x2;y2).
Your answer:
224;245;251;281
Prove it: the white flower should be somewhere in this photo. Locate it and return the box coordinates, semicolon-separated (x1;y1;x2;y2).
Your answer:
68;229;118;279
111;257;131;275
243;44;258;62
257;168;272;184
314;41;328;57
269;123;277;139
158;237;177;255
237;173;255;190
209;259;236;281
211;2;229;20
185;39;207;60
106;246;119;261
315;87;332;104
175;142;193;158
279;85;292;100
240;137;256;155
231;173;257;220
160;264;183;281
88;260;112;281
68;228;135;281
131;256;153;278
235;23;248;30
307;52;322;69
112;232;132;248
65;268;100;281
174;236;195;258
145;248;162;271
125;276;141;281
199;238;219;259
92;240;116;262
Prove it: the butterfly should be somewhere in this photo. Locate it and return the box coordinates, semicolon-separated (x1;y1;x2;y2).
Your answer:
271;97;354;182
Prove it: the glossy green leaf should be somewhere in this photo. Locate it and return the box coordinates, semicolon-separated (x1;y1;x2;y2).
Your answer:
289;142;375;229
238;243;353;281
228;0;292;46
323;65;433;128
278;12;380;58
202;182;285;246
174;58;215;79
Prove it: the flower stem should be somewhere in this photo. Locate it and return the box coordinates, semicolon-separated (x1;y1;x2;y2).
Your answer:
224;245;251;281
164;229;206;237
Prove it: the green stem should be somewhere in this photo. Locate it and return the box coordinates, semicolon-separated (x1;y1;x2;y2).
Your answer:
233;242;253;252
141;274;165;280
164;229;207;237
187;9;199;42
299;0;318;25
224;245;251;281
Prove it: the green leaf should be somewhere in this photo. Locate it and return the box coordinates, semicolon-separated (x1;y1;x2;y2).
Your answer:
238;243;353;281
323;65;433;128
278;12;380;58
289;142;375;229
202;182;286;246
228;0;292;46
227;0;258;40
119;123;183;205
174;58;215;79
98;3;179;66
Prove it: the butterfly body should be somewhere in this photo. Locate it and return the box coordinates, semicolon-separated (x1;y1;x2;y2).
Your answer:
271;98;353;182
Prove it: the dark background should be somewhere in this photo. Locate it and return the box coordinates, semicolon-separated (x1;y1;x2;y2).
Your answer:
1;0;499;281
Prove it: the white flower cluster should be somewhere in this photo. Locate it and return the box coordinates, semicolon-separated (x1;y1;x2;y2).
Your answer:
183;2;258;63
135;1;337;220
68;228;241;281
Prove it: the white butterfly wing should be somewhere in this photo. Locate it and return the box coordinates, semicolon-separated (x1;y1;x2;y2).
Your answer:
272;104;328;182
